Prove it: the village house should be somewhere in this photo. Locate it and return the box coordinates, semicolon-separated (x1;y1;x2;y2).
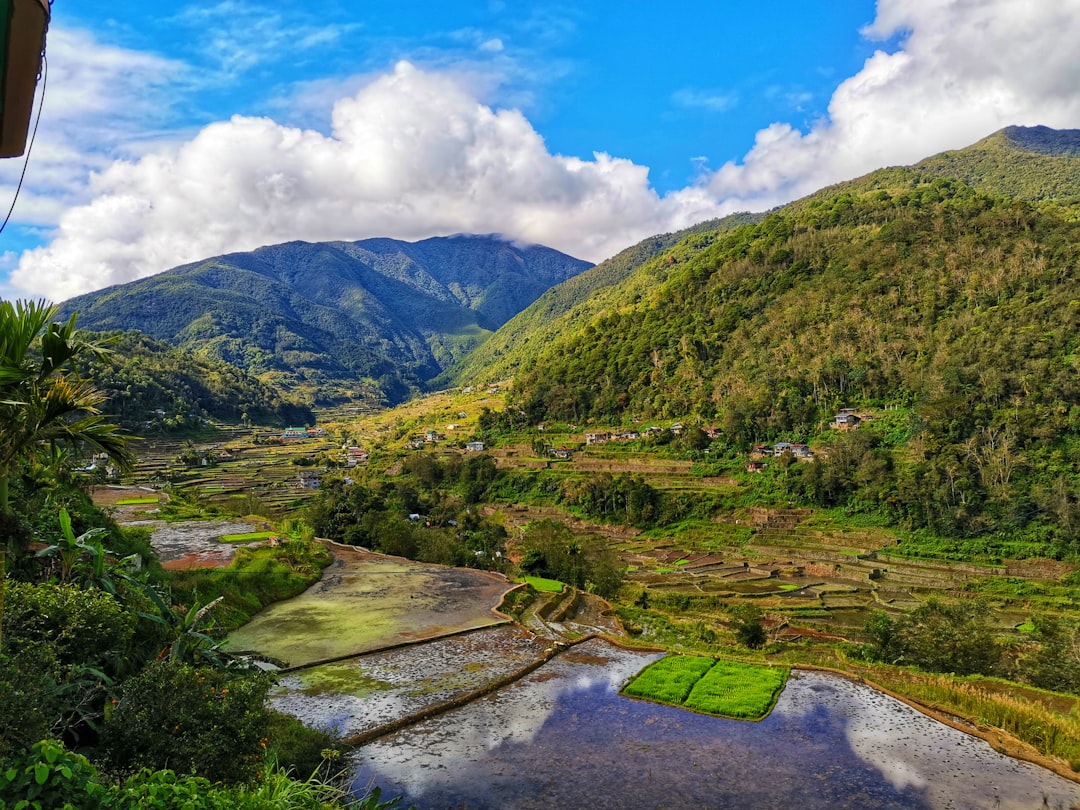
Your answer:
297;470;320;489
834;409;862;430
306;427;326;438
746;460;768;473
465;441;485;452
585;432;612;446
281;427;308;440
750;444;773;460
345;447;369;467
552;448;573;460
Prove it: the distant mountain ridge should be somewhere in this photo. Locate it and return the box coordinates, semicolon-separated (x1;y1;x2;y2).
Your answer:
61;235;592;405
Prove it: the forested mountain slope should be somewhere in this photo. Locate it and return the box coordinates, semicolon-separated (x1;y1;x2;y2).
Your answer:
446;213;761;384
498;128;1080;552
60;235;592;405
81;331;314;430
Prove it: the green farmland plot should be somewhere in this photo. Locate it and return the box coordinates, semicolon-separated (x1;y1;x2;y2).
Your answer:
220;531;278;543
683;660;788;719
623;655;788;720
622;654;716;705
522;575;564;593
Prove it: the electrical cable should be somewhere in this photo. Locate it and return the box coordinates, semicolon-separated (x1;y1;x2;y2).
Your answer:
0;53;47;237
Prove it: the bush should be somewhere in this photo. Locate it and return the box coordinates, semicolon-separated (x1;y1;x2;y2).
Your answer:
100;662;273;784
2;581;136;678
0;739;109;810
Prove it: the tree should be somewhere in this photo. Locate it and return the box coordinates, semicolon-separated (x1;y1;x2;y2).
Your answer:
0;300;132;514
731;605;767;649
0;300;133;644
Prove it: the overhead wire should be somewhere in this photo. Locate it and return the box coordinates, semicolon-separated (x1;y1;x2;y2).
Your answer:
0;52;48;238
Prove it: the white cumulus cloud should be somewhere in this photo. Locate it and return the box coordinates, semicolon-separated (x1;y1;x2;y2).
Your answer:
12;0;1080;302
706;0;1080;209
13;61;723;300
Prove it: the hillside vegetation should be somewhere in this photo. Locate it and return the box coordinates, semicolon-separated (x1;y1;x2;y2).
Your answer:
60;235;592;405
80;331;314;431
447;212;761;384
502;133;1080;556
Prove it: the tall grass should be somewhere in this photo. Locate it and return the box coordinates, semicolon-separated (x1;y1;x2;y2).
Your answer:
867;669;1080;771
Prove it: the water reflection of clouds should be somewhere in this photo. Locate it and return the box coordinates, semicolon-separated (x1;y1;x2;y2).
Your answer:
351;653;1080;810
788;673;1078;810
350;643;660;798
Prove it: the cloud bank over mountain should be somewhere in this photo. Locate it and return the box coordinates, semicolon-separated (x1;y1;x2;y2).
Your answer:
12;0;1080;301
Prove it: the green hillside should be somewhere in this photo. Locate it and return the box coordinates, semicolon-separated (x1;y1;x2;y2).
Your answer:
914;125;1080;200
80;331;314;431
498;127;1080;555
60;236;592;405
446;213;761;385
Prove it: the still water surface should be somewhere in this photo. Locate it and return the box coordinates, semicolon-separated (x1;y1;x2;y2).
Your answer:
350;640;1080;810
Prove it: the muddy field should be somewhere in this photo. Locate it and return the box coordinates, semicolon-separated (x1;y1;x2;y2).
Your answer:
224;545;511;667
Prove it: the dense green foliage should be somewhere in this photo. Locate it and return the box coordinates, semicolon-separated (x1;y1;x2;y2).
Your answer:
60;236;591;405
164;539;333;632
914;125;1080;201
624;655;788;720
446;212;760;385
0;738;386;809
515;519;623;598
305;458;509;568
79;331;313;431
100;662;271;784
503;170;1080;556
863;600;1002;676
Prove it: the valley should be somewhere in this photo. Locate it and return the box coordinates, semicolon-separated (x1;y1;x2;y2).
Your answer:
6;125;1080;808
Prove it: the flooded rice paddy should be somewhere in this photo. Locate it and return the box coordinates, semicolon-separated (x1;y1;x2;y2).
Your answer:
225;545;510;667
348;639;1080;810
213;542;1079;810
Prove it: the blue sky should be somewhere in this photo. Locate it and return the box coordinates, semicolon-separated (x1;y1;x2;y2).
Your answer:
2;0;1080;302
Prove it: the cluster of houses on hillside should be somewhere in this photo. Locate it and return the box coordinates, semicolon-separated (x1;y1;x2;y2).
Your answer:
281;426;326;441
744;409;868;472
584;422;716;446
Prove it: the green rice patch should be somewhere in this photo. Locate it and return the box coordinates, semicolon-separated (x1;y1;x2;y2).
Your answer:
295;662;394;698
623;655;788;721
683;660;788;720
114;497;159;505
522;575;564;593
674;559;690;566
221;531;278;543
622;654;715;705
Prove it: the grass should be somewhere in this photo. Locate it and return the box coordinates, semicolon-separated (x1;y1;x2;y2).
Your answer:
221;530;278;543
860;665;1080;772
522;575;564;593
114;496;160;505
624;655;789;720
683;660;788;719
623;654;716;704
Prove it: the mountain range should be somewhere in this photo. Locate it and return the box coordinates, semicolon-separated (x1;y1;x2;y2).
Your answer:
60;125;1080;423
60;235;592;405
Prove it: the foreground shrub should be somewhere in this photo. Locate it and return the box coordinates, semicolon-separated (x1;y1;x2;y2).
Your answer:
0;739;109;810
100;661;272;784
